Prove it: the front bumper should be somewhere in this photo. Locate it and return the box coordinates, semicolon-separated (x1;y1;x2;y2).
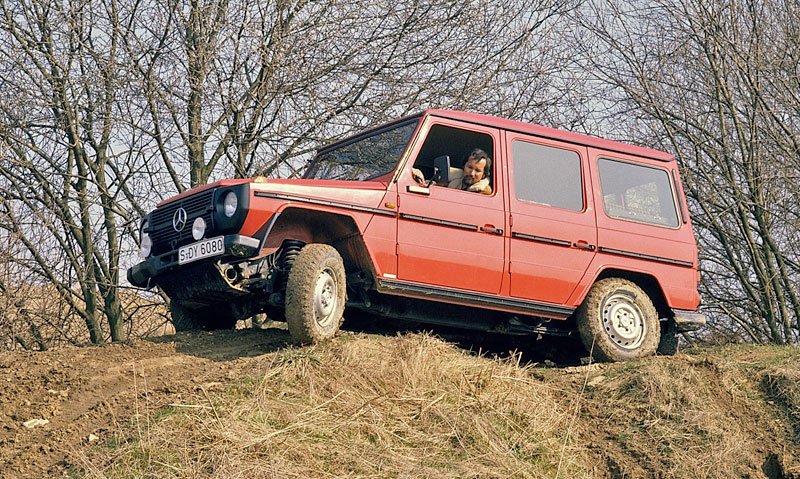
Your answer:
127;234;260;288
672;309;707;332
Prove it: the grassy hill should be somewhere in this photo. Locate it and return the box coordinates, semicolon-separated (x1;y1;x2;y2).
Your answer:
62;331;800;478
0;327;798;478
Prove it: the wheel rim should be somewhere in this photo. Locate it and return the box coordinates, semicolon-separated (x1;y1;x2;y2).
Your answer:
313;268;339;328
601;293;646;350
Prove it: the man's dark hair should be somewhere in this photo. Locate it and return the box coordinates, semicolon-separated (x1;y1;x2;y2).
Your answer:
466;148;492;179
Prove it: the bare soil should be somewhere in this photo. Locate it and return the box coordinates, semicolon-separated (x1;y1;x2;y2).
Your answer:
0;329;292;478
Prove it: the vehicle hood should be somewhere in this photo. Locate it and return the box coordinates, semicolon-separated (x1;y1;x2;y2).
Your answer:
156;179;251;207
249;178;391;207
157;177;391;209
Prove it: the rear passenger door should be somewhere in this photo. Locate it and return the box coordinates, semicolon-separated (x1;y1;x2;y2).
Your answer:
506;133;597;305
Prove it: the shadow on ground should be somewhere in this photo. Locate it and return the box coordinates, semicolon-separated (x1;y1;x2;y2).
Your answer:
146;313;587;367
341;314;587;368
148;327;293;362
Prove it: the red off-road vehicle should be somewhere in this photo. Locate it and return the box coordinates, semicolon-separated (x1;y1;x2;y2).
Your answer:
128;110;705;362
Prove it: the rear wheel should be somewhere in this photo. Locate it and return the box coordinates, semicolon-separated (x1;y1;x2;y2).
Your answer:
576;278;660;362
170;302;237;332
285;244;346;344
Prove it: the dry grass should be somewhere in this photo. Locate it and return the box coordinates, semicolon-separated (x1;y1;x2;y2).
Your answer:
87;333;589;478
566;357;768;477
0;283;171;350
550;345;800;478
762;367;800;440
78;337;800;479
0;282;84;349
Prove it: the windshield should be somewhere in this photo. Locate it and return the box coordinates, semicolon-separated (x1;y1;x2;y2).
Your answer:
304;120;419;181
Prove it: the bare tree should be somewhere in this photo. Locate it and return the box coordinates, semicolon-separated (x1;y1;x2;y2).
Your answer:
0;0;132;343
0;0;580;347
122;0;579;190
0;204;81;350
577;0;800;344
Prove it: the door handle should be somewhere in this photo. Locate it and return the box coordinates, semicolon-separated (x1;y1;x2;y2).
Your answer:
406;184;430;195
572;241;596;251
480;225;503;235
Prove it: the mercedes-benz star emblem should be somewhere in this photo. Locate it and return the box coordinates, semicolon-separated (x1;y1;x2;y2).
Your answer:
172;207;188;232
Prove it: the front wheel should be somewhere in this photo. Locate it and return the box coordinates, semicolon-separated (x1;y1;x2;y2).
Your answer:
284;244;346;344
576;278;660;362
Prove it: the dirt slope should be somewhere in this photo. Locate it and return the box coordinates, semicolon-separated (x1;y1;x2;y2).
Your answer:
0;327;798;478
0;329;292;477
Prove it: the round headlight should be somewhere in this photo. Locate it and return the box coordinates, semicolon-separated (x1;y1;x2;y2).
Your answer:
192;217;206;240
139;220;152;259
223;191;238;217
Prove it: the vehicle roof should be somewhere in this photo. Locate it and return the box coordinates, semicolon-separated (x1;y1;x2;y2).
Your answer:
423;109;674;162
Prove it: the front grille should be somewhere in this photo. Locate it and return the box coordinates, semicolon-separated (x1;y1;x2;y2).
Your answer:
149;189;215;255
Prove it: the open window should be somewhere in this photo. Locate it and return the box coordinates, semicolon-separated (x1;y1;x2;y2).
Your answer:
412;124;494;191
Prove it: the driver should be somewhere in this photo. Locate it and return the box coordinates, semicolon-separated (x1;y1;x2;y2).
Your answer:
412;148;493;195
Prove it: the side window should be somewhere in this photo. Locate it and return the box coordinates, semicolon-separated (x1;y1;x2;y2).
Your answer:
413;124;494;192
598;158;679;227
512;140;583;211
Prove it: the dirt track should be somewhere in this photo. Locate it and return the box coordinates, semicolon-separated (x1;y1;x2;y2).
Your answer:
0;329;293;478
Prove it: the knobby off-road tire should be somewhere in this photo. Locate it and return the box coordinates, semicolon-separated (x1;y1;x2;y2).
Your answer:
576;278;660;362
170;302;237;332
285;244;346;344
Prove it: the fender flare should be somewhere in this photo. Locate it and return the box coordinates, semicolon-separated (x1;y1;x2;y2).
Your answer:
252;206;378;279
579;268;671;319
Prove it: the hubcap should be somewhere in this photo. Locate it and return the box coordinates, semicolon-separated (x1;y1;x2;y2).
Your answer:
313;268;338;327
601;293;646;350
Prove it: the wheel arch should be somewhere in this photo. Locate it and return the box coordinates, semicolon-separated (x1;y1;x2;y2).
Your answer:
259;207;376;279
591;268;671;320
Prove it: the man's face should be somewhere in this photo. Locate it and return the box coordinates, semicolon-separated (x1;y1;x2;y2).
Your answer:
462;158;487;185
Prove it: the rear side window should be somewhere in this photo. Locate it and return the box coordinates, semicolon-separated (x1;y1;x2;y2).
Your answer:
512;140;583;211
598;158;679;227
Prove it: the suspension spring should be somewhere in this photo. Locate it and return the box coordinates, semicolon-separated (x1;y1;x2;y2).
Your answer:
278;240;305;290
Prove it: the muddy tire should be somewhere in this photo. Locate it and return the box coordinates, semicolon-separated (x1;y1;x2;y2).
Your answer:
170;302;237;332
285;244;346;344
576;278;660;362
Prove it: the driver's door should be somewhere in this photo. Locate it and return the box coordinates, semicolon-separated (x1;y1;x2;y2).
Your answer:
395;119;506;294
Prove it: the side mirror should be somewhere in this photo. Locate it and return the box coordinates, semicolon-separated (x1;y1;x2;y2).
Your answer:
432;155;451;185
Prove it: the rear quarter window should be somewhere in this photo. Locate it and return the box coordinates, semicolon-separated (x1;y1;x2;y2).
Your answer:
598;158;679;228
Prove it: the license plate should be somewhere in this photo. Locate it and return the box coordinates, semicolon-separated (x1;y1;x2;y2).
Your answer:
178;236;225;265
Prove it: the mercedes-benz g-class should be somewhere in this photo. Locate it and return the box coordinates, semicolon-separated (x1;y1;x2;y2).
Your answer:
128;110;705;362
